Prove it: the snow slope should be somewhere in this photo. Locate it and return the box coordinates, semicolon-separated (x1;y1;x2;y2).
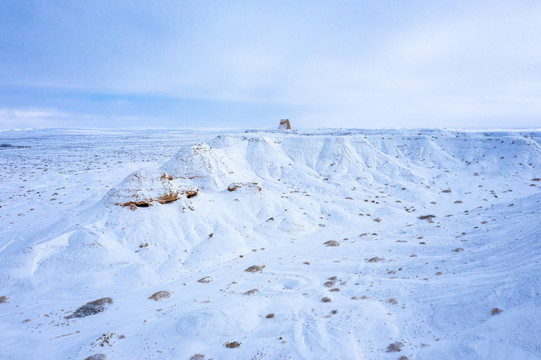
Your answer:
0;128;540;360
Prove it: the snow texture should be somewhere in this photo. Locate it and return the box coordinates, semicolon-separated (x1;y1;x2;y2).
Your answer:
0;128;540;359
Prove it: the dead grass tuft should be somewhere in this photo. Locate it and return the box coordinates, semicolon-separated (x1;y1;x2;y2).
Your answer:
190;354;205;360
367;257;384;263
321;297;332;303
266;313;275;319
0;296;8;304
148;291;171;301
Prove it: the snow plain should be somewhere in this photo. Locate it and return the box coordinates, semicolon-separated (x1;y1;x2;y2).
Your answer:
0;128;540;360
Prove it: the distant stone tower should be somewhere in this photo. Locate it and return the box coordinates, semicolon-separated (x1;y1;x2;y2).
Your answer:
278;119;291;130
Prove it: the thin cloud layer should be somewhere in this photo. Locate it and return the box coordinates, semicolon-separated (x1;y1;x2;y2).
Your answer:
0;1;540;129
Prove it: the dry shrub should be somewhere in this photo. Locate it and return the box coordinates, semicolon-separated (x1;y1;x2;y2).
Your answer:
266;313;275;319
0;296;8;304
491;308;503;315
367;257;384;263
148;291;171;301
190;355;205;360
197;276;213;283
387;298;398;304
225;341;241;348
442;189;452;193
386;341;404;352
321;297;332;303
418;215;436;221
453;248;464;252
244;289;259;296
324;281;336;288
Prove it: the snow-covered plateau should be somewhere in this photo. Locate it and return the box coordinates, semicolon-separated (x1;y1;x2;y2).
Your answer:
0;128;540;360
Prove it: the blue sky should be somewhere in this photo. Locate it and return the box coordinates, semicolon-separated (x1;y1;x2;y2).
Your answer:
1;1;540;129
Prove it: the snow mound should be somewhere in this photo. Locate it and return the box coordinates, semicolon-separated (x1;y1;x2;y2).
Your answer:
2;129;541;360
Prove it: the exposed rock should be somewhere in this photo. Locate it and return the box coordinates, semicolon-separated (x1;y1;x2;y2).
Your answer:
244;265;264;273
278;119;291;130
190;355;206;360
148;291;171;301
324;240;340;247
66;297;113;319
225;341;241;348
106;169;198;209
227;182;262;192
84;355;107;360
0;144;30;149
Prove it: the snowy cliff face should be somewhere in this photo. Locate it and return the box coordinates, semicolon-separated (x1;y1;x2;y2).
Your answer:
1;129;540;360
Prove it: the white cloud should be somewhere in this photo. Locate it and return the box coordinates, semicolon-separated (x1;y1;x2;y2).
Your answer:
0;108;69;129
1;1;540;128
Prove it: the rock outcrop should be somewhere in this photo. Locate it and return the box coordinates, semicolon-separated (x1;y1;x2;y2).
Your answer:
106;169;198;209
278;119;291;130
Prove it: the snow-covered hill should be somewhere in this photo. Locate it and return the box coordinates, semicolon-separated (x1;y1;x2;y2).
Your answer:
0;129;540;359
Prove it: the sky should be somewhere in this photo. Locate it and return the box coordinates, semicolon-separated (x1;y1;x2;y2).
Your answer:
0;0;540;130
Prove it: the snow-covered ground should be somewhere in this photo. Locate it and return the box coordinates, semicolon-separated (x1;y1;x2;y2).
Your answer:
0;128;540;360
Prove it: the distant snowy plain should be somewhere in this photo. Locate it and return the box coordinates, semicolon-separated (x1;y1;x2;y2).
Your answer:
0;128;540;360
